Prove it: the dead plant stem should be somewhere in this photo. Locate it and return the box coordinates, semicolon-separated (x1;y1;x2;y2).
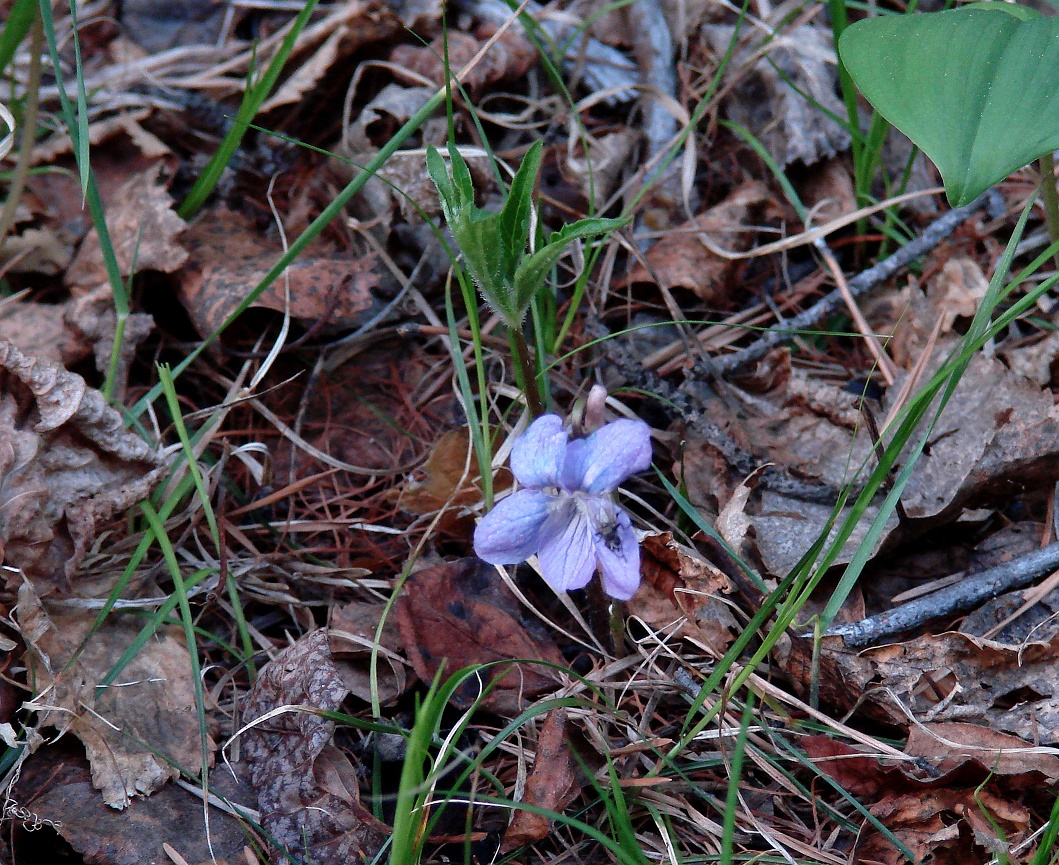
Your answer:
0;9;43;253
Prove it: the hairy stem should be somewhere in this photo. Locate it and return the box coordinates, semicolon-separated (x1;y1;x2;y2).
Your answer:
509;326;544;417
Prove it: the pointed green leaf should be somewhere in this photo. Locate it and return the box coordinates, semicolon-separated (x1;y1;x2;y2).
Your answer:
512;216;628;314
447;142;476;208
840;9;1059;205
498;141;542;273
426;145;458;223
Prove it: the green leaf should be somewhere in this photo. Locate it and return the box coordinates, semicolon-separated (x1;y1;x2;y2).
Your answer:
512;215;628;313
962;1;1040;19
840;8;1059;205
499;141;542;276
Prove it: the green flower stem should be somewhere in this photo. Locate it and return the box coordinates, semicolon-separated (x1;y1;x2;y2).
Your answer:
585;577;626;656
509;326;544;417
1039;152;1059;272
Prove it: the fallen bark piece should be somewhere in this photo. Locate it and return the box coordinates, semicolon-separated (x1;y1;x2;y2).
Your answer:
240;630;389;865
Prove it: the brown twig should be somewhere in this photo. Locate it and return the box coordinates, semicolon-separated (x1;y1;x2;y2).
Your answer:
702;191;996;378
825;541;1059;647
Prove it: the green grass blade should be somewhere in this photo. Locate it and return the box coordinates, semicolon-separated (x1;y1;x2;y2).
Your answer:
0;0;36;75
156;364;219;545
178;0;320;219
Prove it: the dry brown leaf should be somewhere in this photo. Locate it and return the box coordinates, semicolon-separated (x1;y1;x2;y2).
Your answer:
261;3;401;112
12;741;254;865
32;109;170;165
395;427;483;516
798;158;856;225
564;130;638;212
683;331;1059;575
803;733;1036;864
339;84;451;224
0;287;154;395
864;787;1029;865
704;23;850;166
393;427;512;533
932;257;989;333
905;721;1059;781
240;630;389;865
120;0;231;53
178;207;383;337
18;581;209;809
0;340;165;591
390;28;538;95
329;601;409;705
0;300;85;366
628;532;737;655
501;709;580;851
395;558;564;714
1;226;73;274
66;163;187;287
625;181;769;300
814;627;1059;745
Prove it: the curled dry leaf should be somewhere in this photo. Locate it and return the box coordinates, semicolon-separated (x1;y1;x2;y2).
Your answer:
392;427;510;533
329;600;409;705
120;0;232;53
625;181;769;301
501;709;580;851
65;163;187;288
683;330;1059;575
178;207;385;338
628;532;737;655
395;558;564;715
240;630;389;865
810;627;1059;746
260;2;401;112
17;581;210;810
0;340;166;591
803;731;1042;864
339;84;452;224
0;287;154;398
390;28;538;95
863;787;1029;865
905;721;1059;782
705;23;850;166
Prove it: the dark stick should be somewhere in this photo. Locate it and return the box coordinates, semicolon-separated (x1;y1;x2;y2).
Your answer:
703;191;996;377
825;541;1059;647
586;317;842;504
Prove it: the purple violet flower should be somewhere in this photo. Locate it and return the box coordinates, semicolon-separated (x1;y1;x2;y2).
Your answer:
474;413;652;600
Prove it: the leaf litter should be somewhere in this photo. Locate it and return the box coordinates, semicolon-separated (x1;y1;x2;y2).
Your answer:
6;0;1059;863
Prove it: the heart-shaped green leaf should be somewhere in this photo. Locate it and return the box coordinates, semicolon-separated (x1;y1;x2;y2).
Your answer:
839;8;1059;205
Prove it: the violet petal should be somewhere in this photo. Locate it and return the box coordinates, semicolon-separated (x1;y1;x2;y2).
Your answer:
536;500;596;592
570;419;652;494
474;489;553;564
593;507;641;600
510;414;567;488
